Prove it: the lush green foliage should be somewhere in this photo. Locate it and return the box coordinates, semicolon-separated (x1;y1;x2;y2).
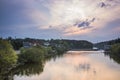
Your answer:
18;46;46;63
49;39;93;49
95;38;120;49
18;45;68;63
97;39;120;64
0;40;18;69
0;38;93;80
110;43;120;56
104;43;120;64
7;37;93;50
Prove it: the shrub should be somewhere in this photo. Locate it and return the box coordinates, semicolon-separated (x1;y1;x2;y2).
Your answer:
18;46;46;63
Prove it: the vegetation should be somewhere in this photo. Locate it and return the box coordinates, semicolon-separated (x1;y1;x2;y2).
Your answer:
0;37;120;80
6;37;93;50
49;39;93;50
110;43;120;55
18;46;46;63
18;45;67;64
97;38;120;64
0;37;93;80
0;40;18;69
0;37;93;65
7;37;23;50
0;39;18;80
104;43;120;64
95;38;120;49
2;37;93;64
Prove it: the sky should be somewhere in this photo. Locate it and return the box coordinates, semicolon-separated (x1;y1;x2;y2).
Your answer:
0;0;120;43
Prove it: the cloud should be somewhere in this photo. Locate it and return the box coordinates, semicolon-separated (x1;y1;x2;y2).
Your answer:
99;2;106;8
63;26;94;36
41;0;120;28
36;0;120;39
2;0;119;31
74;18;96;28
0;0;120;42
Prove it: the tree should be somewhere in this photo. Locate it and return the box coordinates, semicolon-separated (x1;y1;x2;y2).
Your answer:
0;40;18;70
110;43;120;56
18;46;46;63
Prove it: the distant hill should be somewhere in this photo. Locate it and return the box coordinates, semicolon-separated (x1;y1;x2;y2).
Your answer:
95;38;120;49
3;37;93;50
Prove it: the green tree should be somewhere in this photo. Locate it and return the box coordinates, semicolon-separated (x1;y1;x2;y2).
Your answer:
18;46;46;63
106;43;120;64
0;40;18;77
110;43;120;56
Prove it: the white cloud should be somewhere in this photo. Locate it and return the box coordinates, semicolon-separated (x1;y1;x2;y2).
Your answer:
38;0;120;36
13;0;120;39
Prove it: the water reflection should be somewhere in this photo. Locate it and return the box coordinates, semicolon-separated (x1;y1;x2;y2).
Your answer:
12;63;44;76
0;63;44;80
14;51;120;80
1;51;120;80
0;53;64;80
75;63;90;71
104;52;120;64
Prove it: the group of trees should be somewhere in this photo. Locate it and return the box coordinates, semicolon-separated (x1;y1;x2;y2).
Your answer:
4;37;93;50
0;37;93;80
0;39;18;80
0;37;93;65
0;39;52;80
95;38;120;49
95;38;120;64
95;38;120;53
6;37;45;50
104;43;120;64
18;46;53;63
0;40;18;69
0;39;68;80
110;43;120;55
49;39;93;50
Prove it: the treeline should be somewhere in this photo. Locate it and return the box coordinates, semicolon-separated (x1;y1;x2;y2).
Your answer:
6;37;45;50
104;43;120;64
0;37;93;66
95;38;120;64
4;37;93;50
95;38;120;49
49;39;93;49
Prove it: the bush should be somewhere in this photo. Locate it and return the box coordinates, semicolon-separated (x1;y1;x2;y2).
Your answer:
0;40;18;69
18;46;46;63
110;43;120;56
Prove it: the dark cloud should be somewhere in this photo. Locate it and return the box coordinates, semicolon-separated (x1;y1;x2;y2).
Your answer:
91;18;96;22
78;21;90;27
98;1;111;8
74;18;96;28
100;2;106;7
98;0;120;8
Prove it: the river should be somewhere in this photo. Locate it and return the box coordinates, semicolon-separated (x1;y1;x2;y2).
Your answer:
14;51;120;80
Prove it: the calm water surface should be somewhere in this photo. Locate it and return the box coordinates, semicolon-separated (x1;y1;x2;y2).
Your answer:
14;51;120;80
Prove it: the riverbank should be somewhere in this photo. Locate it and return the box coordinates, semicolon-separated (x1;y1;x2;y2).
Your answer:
70;48;99;51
